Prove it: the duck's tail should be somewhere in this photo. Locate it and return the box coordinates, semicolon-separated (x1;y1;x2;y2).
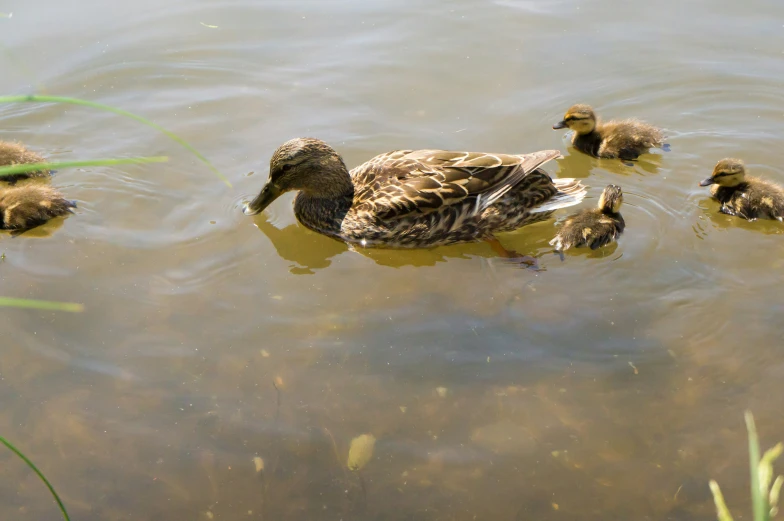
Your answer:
530;178;587;214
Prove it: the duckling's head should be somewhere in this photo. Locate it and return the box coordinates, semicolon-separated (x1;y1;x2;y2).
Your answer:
598;184;623;214
553;104;597;135
700;158;747;188
243;137;350;216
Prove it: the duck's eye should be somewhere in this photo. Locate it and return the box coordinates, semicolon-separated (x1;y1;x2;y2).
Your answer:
281;164;293;173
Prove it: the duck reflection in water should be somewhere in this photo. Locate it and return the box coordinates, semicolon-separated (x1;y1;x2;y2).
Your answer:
249;209;557;273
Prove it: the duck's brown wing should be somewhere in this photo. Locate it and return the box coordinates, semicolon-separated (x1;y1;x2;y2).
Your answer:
350;149;561;220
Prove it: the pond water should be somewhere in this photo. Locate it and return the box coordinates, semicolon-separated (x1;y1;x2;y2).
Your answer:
1;0;784;519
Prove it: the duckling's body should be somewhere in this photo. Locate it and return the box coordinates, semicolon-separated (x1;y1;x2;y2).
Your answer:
700;158;784;222
553;104;665;161
0;184;76;234
243;138;588;249
550;185;625;251
0;141;50;184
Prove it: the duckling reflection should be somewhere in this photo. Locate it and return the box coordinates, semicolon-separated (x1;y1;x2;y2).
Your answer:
0;140;50;184
699;158;784;222
553;104;668;163
553;147;663;179
550;185;625;254
0;184;77;236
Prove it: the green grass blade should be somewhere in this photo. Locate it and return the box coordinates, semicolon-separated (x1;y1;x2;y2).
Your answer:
0;156;168;177
0;436;70;521
0;94;231;187
746;411;768;521
0;297;84;312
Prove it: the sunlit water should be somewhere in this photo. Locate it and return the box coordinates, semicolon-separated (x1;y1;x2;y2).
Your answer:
1;0;784;519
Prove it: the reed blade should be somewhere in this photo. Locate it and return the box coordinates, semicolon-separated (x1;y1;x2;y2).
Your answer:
746;411;769;521
0;156;168;178
0;94;231;187
0;297;84;312
0;436;70;521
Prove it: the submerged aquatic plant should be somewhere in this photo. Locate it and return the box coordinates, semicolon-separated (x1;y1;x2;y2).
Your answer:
0;436;70;521
709;411;783;521
347;434;376;471
0;95;230;187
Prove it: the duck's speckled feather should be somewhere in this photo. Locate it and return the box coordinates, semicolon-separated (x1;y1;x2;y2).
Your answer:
293;148;586;248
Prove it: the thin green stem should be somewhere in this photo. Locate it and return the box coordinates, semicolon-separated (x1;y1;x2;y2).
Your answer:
746;411;768;521
0;297;84;312
0;95;231;187
0;436;70;521
0;156;167;177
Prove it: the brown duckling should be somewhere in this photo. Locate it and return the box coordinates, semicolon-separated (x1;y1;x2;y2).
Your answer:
0;140;50;184
552;104;667;161
550;184;625;252
699;158;784;222
0;184;76;235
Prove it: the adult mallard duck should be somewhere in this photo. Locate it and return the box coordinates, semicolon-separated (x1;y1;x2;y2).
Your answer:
0;140;50;184
700;158;784;222
0;184;76;235
550;184;625;253
243;138;587;257
552;104;667;161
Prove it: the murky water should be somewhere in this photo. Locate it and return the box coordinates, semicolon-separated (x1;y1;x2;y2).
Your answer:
1;0;784;519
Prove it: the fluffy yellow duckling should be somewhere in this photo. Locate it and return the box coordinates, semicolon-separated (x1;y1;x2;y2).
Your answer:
0;140;50;184
700;158;784;222
550;184;625;252
0;184;76;235
552;104;667;161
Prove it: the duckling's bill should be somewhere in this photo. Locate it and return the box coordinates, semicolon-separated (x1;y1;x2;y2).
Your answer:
552;120;568;130
699;177;716;187
243;182;282;215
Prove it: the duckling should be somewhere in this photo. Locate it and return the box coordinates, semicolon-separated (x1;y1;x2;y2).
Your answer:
0;184;76;235
699;158;784;222
0;140;50;184
550;184;625;252
552;104;667;161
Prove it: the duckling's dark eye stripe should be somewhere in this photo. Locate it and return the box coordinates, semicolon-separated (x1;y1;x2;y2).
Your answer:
564;116;587;122
714;172;735;178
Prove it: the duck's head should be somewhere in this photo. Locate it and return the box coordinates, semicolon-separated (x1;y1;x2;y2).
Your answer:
553;104;597;135
598;184;623;214
700;158;746;188
243;137;349;216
